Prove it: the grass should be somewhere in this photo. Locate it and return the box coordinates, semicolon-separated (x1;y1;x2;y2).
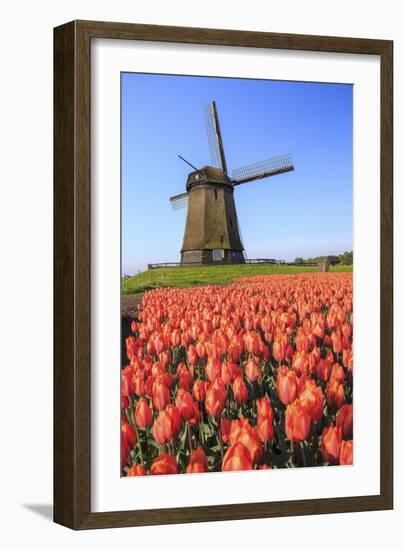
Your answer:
122;263;353;295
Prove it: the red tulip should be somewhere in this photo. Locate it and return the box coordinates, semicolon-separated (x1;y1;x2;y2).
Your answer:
150;454;178;475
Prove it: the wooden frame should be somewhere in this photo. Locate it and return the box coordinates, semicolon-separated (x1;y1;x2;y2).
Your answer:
54;20;393;530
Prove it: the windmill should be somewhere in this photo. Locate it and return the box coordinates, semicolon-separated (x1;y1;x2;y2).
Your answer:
170;101;294;265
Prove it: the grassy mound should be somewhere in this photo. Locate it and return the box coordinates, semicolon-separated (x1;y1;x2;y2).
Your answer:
122;263;352;295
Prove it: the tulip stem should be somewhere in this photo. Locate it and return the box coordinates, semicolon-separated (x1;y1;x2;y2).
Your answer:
312;422;318;466
218;415;224;463
187;422;193;452
200;407;205;445
300;442;307;467
134;423;144;467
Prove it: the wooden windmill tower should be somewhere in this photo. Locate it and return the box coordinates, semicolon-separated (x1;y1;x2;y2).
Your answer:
170;101;294;265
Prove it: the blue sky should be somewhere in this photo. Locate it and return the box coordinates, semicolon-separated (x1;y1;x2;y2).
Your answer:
121;72;352;274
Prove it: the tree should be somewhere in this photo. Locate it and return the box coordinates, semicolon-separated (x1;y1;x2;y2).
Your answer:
294;257;305;264
338;251;353;265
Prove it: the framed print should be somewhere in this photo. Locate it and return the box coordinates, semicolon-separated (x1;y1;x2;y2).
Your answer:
54;20;393;529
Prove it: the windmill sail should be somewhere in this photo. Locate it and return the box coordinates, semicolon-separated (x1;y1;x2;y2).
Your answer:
169;192;189;210
232;153;294;185
205;101;228;174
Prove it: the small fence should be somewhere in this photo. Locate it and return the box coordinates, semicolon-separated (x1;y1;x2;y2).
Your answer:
147;258;288;269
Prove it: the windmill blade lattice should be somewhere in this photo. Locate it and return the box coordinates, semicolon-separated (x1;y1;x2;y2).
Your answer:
170;192;189;210
232;153;294;185
205;102;227;174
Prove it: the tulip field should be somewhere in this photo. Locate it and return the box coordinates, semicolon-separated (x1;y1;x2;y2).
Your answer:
121;272;353;476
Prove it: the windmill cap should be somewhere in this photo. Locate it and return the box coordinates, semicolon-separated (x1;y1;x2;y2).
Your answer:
186;165;232;190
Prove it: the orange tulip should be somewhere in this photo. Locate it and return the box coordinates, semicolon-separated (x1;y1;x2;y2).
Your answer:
330;362;345;383
285;399;311;442
187;345;198;366
121;366;134;397
193;379;207;402
206;357;221;382
135;397;153;429
221;361;234;384
276;365;298;405
273;339;286;362
121;437;130;469
326;379;345;409
196;341;207;359
220;417;231;443
222;442;253;471
340;439;353;465
321;424;343;464
127;464;147;476
121;418;137;449
152;377;170;411
316;358;332;382
228;417;262;463
152;405;182;444
170;329;181;347
150;454;178;475
205;378;226;417
236;424;262;463
232;375;249;405
186;447;208;473
299;379;324;422
336;404;353;438
256;415;274;443
256;396;273;419
245;358;260;382
175;389;196;422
